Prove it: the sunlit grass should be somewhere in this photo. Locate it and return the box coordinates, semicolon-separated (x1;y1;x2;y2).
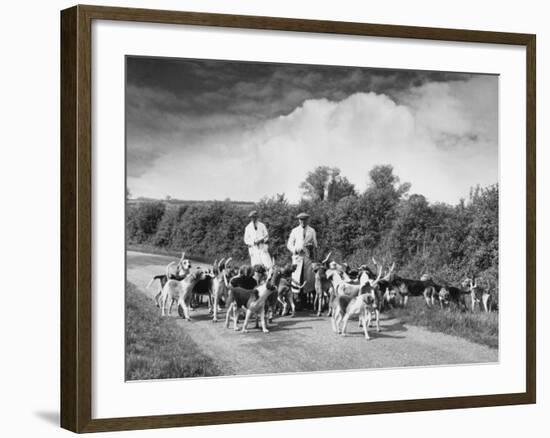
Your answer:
389;296;499;349
125;282;223;380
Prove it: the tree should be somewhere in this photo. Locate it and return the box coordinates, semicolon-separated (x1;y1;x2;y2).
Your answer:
329;195;362;257
327;174;356;202
464;184;499;274
300;166;331;201
354;165;410;250
300;166;356;202
368;165;411;196
388;194;433;263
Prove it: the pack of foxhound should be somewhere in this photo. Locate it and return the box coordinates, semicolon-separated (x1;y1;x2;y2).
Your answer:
147;252;493;341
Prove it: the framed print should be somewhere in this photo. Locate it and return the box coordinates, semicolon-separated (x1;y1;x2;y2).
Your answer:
60;4;536;433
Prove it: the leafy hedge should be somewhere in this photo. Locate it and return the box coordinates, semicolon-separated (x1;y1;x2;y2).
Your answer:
126;165;498;298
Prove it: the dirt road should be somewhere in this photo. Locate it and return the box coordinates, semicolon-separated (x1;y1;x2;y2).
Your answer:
127;250;497;376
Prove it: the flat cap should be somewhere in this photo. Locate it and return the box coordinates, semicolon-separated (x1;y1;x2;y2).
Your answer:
296;212;310;219
248;210;258;218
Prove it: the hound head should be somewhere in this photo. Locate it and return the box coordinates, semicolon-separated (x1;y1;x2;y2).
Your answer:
239;264;254;278
253;264;268;284
176;259;192;275
187;269;204;283
358;264;374;277
218;257;235;275
311;263;327;278
438;287;450;305
227;267;239;278
462;278;477;290
280;263;296;277
362;293;377;309
348;269;359;281
267;267;283;291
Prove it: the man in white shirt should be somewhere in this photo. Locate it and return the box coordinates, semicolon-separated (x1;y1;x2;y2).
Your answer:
243;211;273;268
287;212;318;295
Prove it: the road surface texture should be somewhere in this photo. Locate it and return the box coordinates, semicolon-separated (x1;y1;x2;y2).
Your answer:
127;251;497;376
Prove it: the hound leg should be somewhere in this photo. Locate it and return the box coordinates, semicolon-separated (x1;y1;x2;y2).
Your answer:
424;290;431;307
242;309;252;333
317;293;323;316
331;313;338;333
224;302;232;328
233;305;240;331
482;294;490;313
374;309;380;332
327;291;334;317
260;309;269;333
182;300;192;321
362;310;371;340
402;295;408;307
212;292;219;322
289;294;296;317
169;298;174;316
160;294;167;316
340;314;350;337
154;291;161;307
316;293;322;316
279;297;288;316
335;313;344;334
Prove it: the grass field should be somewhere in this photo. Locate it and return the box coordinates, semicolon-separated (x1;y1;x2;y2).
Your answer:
125;282;223;380
389;297;499;349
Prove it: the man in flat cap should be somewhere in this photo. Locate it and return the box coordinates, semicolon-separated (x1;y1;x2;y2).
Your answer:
243;210;273;268
287;212;318;297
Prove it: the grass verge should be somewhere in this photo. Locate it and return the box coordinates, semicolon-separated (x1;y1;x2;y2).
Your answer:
389;297;499;349
126;243;246;266
125;281;224;380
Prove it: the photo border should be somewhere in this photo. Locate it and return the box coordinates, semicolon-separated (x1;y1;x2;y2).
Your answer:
60;4;536;433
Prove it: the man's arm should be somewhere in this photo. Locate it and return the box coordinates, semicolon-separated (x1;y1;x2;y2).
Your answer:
257;222;268;244
243;224;254;247
287;228;296;253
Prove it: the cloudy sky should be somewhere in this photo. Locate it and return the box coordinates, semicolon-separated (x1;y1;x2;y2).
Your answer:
126;56;498;204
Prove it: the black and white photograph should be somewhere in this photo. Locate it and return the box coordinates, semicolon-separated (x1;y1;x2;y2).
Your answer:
125;56;499;381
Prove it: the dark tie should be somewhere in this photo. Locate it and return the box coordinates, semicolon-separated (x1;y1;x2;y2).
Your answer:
303;226;306;240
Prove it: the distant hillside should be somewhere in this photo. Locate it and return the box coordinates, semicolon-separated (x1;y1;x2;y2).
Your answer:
127;198;255;210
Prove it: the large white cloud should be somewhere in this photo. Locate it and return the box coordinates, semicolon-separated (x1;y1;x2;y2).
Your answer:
128;76;497;204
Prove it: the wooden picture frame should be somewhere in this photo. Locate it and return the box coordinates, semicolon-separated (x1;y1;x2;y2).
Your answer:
60;4;536;433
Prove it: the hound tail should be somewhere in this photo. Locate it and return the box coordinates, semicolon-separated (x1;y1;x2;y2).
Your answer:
146;277;156;290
